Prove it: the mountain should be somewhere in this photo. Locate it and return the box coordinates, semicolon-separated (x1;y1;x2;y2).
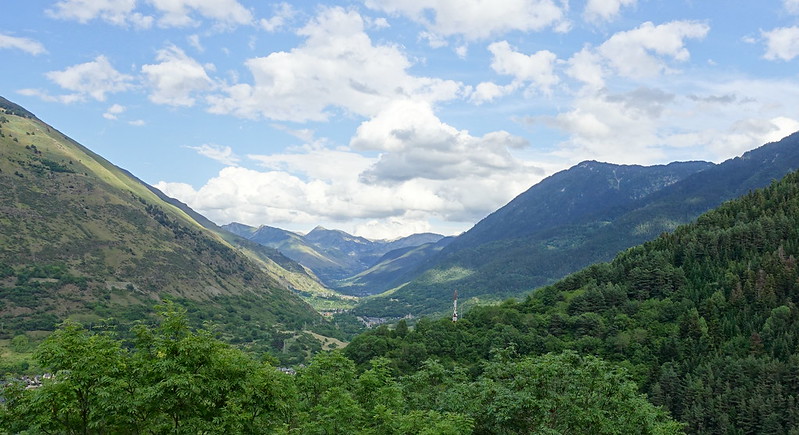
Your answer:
443;160;713;250
0;96;329;355
357;133;799;317
346;167;799;433
335;236;455;296
223;222;444;291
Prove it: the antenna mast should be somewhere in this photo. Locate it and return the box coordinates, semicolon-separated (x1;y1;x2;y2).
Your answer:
452;290;458;322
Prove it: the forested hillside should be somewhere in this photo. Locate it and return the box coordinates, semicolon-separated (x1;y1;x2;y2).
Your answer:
346;169;799;433
0;303;681;434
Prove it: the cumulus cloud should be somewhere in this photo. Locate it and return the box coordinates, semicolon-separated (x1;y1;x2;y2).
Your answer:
562;20;709;89
46;0;153;28
103;103;125;119
157;100;546;238
185;144;240;166
41;55;133;102
543;88;674;164
207;6;462;121
469;81;517;104
0;33;46;55
363;0;566;41
486;41;559;95
566;46;605;89
157;152;546;239
762;27;799;61
249;145;375;182
583;0;636;24
598;21;710;79
141;45;215;106
350;100;531;184
537;73;799;166
353;216;435;241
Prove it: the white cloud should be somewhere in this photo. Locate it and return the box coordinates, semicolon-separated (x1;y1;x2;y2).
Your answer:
187;34;203;52
545;88;675;164
420;31;449;49
186;144;240;166
157;149;546;239
564;21;709;88
0;33;46;55
368;17;390;29
46;0;254;28
469;81;518;104
141;45;215;106
259;2;294;32
128;119;146;126
354;216;434;240
207;6;462;122
147;0;253;28
762;26;799;61
566;46;605;89
46;0;153;28
540;73;799;166
363;0;566;41
103;103;125;119
487;41;559;95
785;0;799;14
598;20;710;78
249;144;375;182
157;100;547;239
583;0;636;24
351;100;532;183
17;88;84;104
44;55;133;102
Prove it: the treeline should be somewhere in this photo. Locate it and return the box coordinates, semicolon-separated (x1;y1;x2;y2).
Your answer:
346;171;799;433
0;303;680;434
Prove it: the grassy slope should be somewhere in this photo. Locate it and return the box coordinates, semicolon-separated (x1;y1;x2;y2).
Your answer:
0;102;341;364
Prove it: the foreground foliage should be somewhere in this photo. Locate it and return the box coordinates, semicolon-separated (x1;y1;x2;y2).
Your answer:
1;303;679;434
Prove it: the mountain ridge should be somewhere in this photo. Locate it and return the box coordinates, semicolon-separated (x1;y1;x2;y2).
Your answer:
355;132;799;317
223;222;445;291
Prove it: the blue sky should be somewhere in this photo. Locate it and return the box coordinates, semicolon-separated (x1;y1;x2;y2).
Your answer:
3;0;799;239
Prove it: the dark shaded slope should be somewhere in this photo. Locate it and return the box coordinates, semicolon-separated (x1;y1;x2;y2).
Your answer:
445;160;713;251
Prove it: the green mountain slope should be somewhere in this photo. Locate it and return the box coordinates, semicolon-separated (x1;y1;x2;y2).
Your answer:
225;223;347;282
358;134;799;318
346;168;799;432
0;97;326;353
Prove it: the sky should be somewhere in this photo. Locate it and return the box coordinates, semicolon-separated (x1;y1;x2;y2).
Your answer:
2;1;799;240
